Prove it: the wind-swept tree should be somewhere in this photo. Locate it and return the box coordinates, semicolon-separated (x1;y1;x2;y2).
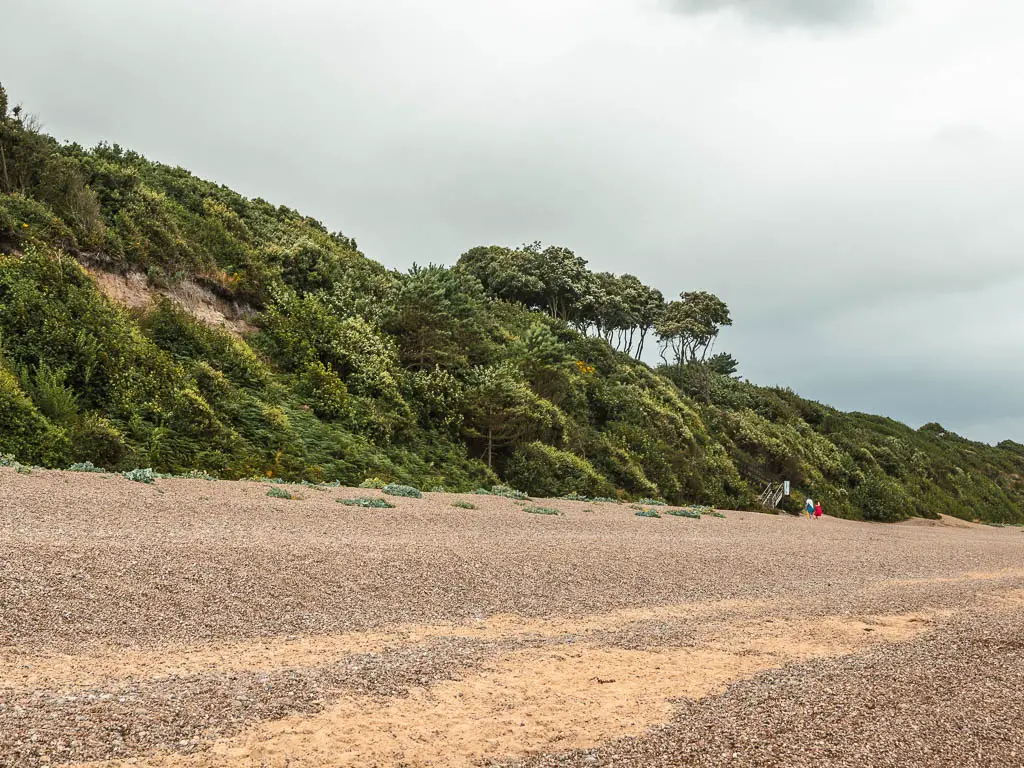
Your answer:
656;290;732;387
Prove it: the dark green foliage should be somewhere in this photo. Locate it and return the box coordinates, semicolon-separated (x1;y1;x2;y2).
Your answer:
382;483;423;498
504;441;614;499
266;487;293;499
852;472;912;522
337;496;395;508
0;365;70;465
451;501;477;509
2;83;1023;525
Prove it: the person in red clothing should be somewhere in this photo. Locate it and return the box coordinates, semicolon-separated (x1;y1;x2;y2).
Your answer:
814;501;823;519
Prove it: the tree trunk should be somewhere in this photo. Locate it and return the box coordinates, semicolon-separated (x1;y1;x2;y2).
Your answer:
0;144;8;193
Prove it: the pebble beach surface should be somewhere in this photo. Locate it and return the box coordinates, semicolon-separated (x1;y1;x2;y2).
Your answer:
1;467;1022;767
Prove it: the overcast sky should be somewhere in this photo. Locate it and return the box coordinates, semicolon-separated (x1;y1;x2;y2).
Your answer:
4;0;1023;443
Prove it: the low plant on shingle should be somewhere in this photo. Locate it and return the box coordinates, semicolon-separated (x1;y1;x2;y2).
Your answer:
68;461;106;473
635;508;661;518
637;498;668;507
666;508;701;519
178;469;216;480
452;501;477;510
266;487;293;499
122;468;155;484
337;497;395;508
383;483;423;498
359;477;387;489
489;485;529;500
523;505;561;516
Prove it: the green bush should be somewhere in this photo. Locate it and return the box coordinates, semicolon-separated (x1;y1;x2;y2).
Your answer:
635;508;661;518
504;441;614;499
266;487;293;499
451;501;477;509
337;496;395;508
852;472;912;522
382;483;422;498
0;366;70;465
359;477;387;489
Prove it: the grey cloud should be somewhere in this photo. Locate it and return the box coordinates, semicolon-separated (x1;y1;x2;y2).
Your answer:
666;0;875;27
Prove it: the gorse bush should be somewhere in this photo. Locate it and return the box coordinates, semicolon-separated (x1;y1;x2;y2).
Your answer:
2;81;1024;525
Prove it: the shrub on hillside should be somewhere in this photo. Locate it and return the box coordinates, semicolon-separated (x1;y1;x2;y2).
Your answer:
853;472;911;522
0;366;70;465
504;441;615;499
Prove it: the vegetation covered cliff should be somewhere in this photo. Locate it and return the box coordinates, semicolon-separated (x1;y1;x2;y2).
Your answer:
2;82;1022;523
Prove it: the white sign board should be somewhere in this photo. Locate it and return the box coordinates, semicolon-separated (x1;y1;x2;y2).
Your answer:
783;480;790;496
